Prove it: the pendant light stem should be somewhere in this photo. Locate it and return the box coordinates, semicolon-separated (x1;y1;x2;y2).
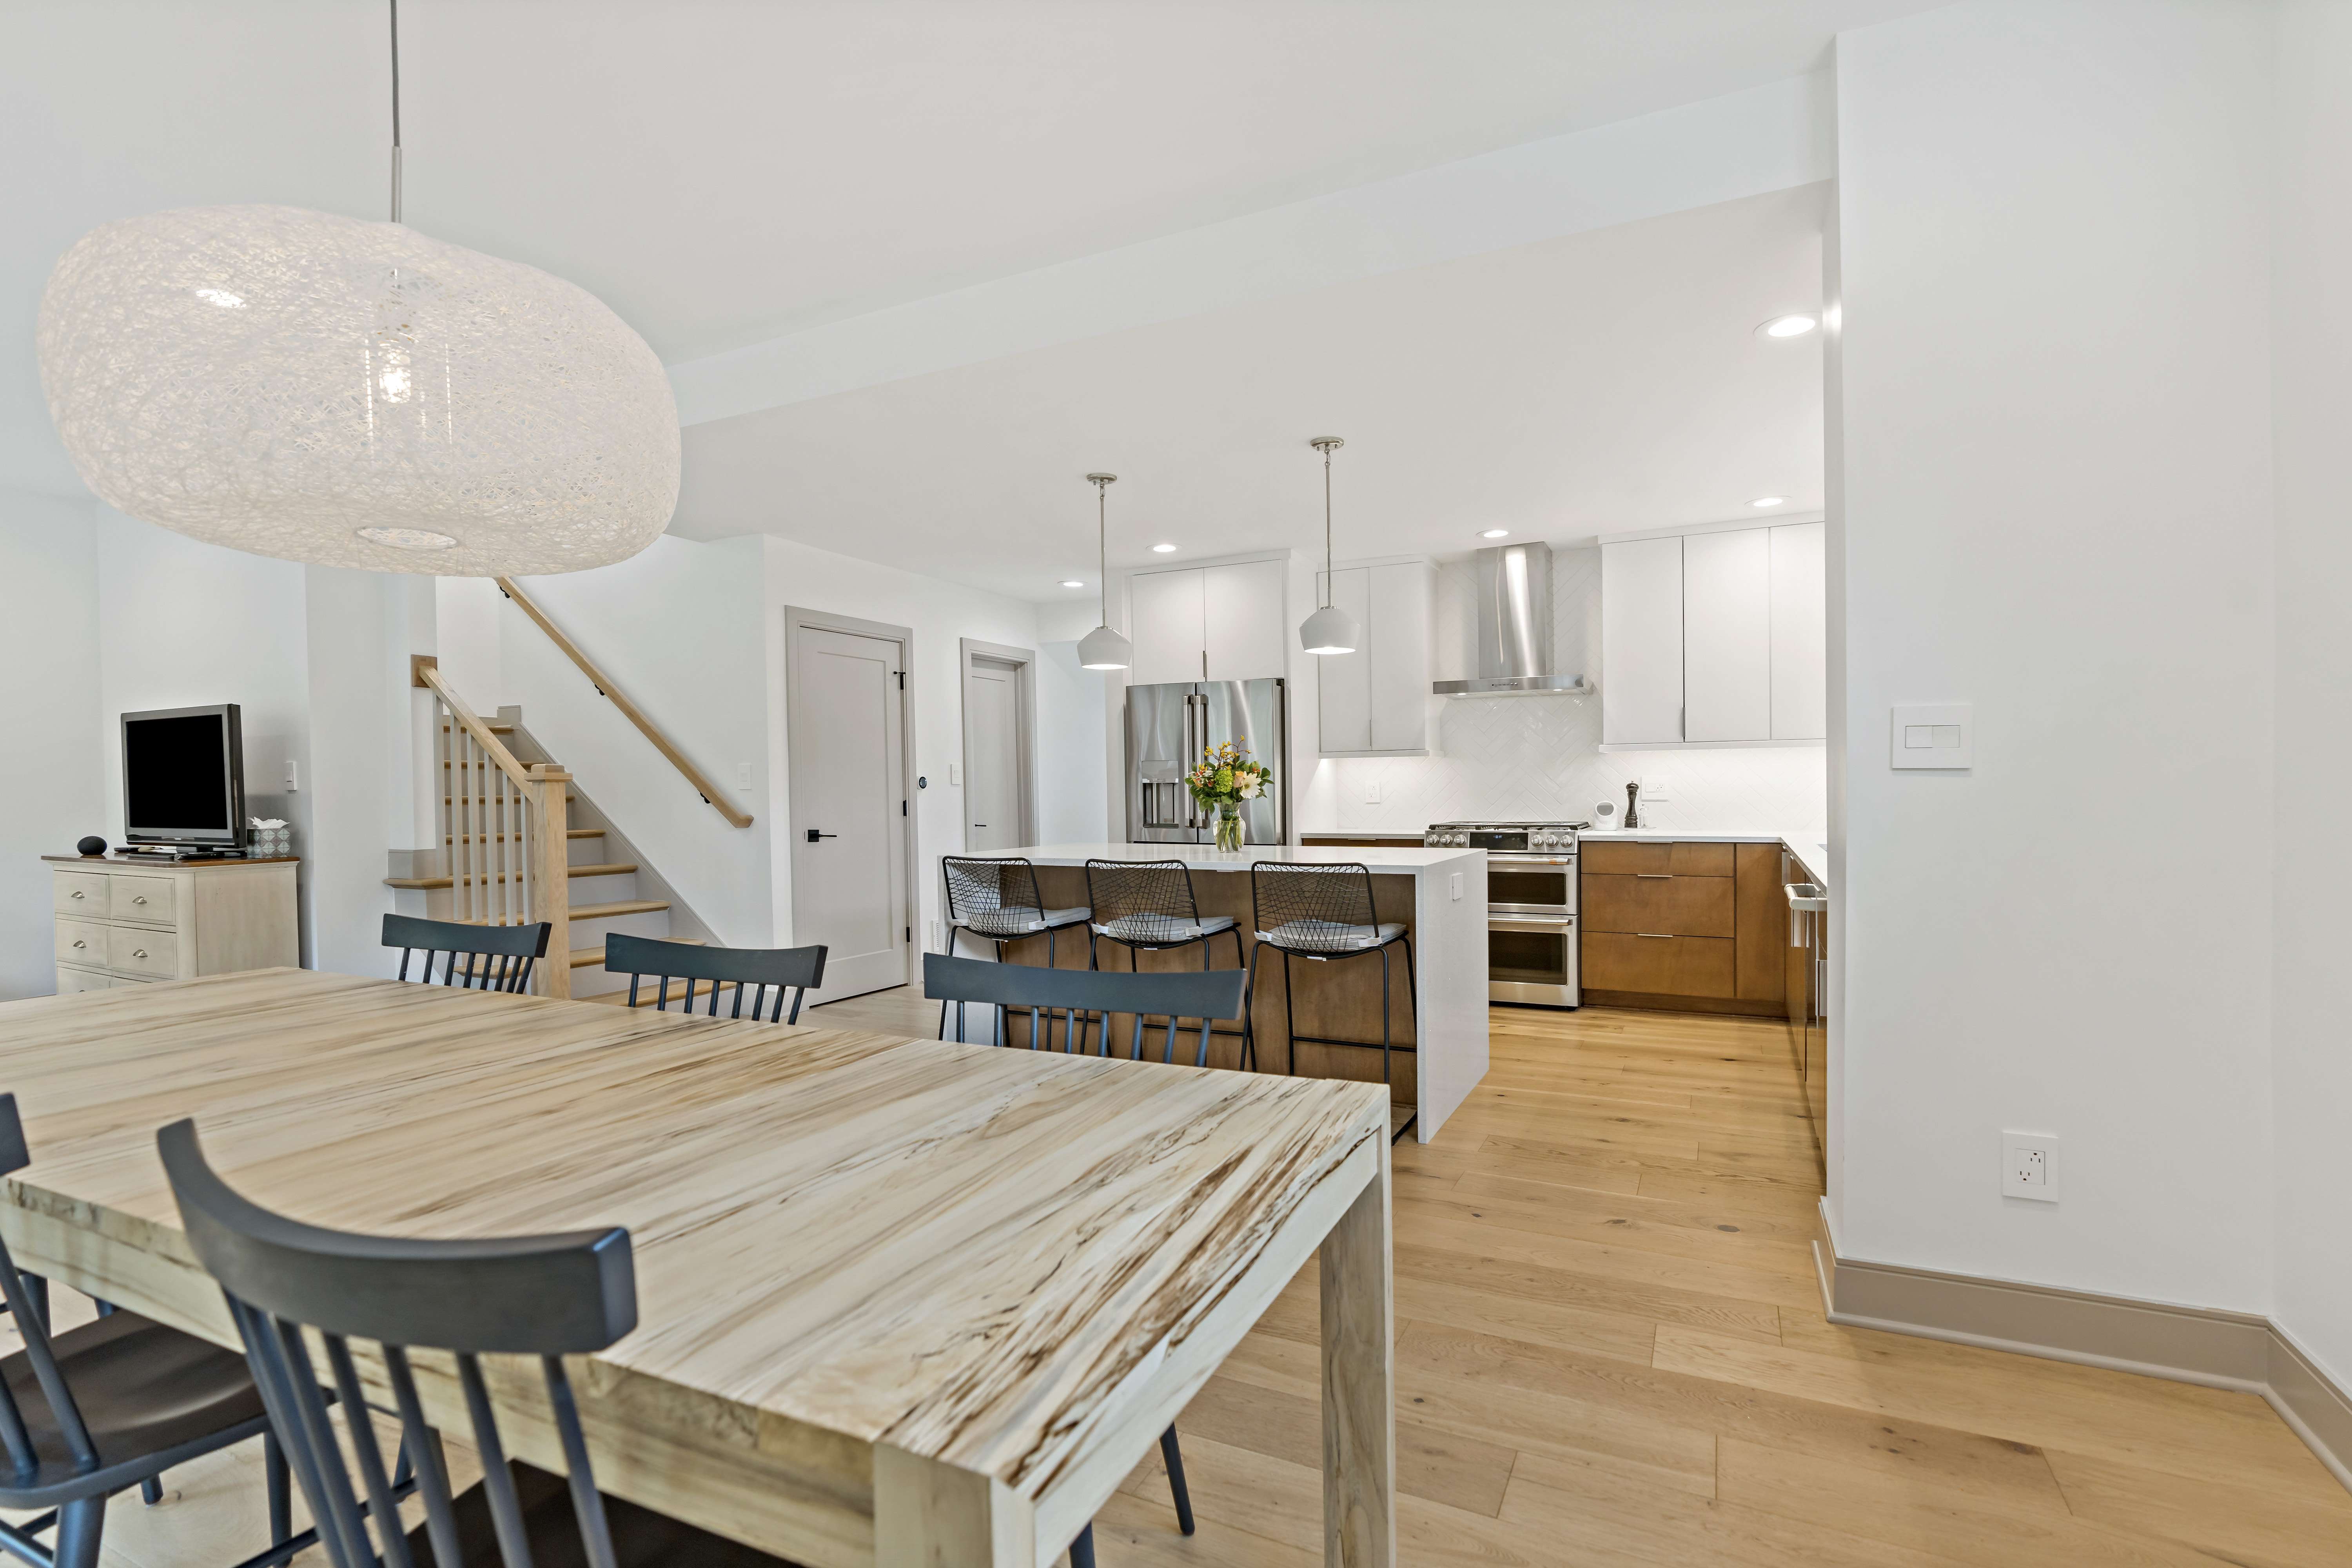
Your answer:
1098;482;1108;624
1322;446;1333;605
388;0;403;223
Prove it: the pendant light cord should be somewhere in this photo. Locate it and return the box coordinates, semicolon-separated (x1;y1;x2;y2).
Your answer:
1098;481;1108;624
1322;446;1333;606
388;0;403;223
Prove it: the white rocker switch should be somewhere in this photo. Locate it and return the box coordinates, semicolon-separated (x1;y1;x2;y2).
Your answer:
1891;704;1973;770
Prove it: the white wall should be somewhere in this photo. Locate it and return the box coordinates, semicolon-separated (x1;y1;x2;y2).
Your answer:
760;536;1045;954
1035;640;1109;843
1303;544;1828;833
2269;0;2352;1392
1830;1;2276;1309
95;509;321;962
0;489;102;1000
501;535;776;945
302;566;423;976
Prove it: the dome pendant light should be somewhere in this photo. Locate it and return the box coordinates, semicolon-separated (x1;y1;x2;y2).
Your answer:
1076;472;1133;671
1299;436;1360;655
33;0;678;576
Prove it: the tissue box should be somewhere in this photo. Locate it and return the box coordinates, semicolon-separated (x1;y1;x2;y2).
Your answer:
248;823;294;858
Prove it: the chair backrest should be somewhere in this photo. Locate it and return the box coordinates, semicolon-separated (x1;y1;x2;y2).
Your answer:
381;914;551;995
1083;858;1205;943
941;856;1045;924
158;1117;636;1568
922;953;1245;1066
603;934;828;1024
1250;861;1382;949
0;1096;101;1485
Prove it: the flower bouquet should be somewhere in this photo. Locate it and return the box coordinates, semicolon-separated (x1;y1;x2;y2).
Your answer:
1185;743;1273;851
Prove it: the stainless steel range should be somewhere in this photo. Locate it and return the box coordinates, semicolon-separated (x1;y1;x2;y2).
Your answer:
1424;820;1587;1007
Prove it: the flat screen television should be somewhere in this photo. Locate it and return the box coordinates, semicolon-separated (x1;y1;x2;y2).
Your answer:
122;704;245;850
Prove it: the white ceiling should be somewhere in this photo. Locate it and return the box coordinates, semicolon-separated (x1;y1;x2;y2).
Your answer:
4;1;1926;497
673;185;1827;600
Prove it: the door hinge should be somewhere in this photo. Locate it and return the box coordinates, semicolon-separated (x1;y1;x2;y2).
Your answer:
905;925;911;942
902;799;908;816
895;670;906;690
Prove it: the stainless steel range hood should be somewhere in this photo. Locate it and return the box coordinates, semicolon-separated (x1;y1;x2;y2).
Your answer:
1433;541;1592;697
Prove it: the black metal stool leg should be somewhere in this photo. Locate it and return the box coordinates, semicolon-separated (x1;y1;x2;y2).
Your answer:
140;1475;162;1505
1379;944;1393;1087
1241;941;1268;1073
1160;1426;1195;1534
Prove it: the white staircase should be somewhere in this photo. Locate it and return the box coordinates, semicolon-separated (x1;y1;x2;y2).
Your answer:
386;704;715;1003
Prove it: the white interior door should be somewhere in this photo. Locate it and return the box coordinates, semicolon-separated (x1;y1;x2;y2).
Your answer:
962;653;1027;850
789;621;910;1001
1601;536;1685;744
1683;528;1773;742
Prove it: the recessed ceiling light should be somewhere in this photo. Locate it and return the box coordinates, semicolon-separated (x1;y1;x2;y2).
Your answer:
1151;542;1178;553
1750;496;1788;509
1480;528;1510;539
1059;579;1084;588
1757;314;1818;339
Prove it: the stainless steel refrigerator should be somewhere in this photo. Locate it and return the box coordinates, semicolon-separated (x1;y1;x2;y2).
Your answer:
1126;679;1287;844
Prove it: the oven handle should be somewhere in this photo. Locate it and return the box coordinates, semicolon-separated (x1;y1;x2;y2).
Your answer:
1490;916;1576;934
1487;856;1579;866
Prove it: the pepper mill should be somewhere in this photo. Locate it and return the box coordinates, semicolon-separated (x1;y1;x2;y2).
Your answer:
1624;779;1642;830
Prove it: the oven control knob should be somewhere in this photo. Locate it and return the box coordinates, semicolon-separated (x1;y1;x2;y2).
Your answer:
1534;832;1553;848
1453;833;1468;847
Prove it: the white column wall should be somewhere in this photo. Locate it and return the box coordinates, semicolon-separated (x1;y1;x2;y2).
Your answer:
1830;0;2278;1310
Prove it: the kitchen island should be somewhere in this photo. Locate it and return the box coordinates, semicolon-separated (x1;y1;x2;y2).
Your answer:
963;842;1488;1142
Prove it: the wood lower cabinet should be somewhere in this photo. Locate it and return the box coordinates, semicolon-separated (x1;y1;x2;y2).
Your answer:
1581;838;1788;1015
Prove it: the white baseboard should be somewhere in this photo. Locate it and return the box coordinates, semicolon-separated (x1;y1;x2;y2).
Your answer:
1812;1199;2352;1494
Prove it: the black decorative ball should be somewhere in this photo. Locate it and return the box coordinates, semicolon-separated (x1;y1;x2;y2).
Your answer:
76;836;107;857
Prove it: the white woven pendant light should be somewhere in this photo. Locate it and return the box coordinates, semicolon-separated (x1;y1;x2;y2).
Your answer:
32;4;678;576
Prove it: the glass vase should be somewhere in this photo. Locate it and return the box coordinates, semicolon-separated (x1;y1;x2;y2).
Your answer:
1214;806;1245;851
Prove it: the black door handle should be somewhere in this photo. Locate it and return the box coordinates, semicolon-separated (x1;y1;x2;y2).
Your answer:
806;829;837;843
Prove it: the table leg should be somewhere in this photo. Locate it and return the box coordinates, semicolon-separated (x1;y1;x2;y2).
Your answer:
874;1444;1036;1568
1321;1138;1395;1567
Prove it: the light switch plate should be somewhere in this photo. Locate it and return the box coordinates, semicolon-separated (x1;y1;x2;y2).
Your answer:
284;760;299;792
735;760;752;791
1449;872;1463;901
947;763;961;786
2001;1131;2059;1201
1891;703;1973;770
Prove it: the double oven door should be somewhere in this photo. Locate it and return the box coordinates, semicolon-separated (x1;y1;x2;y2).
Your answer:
1488;854;1579;1007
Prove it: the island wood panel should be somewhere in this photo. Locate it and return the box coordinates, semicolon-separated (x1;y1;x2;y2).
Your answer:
1010;866;1419;1106
0;970;1393;1568
1580;840;1736;877
1733;842;1788;1003
1580;873;1734;937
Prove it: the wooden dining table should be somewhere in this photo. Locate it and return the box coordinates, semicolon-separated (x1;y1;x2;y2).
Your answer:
0;969;1395;1567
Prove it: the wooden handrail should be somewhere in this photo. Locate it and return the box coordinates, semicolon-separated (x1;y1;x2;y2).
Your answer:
413;658;534;787
494;577;753;829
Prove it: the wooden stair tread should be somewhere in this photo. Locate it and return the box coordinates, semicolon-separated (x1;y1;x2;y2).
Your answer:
383;862;636;892
568;939;706;969
567;899;671;920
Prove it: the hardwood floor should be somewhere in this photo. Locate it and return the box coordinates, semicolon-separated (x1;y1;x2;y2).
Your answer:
18;992;2345;1565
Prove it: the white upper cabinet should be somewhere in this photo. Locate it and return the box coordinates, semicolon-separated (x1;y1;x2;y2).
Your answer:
1601;522;1826;748
1127;557;1287;685
1202;560;1287;682
1601;537;1685;744
1316;560;1431;755
1682;529;1773;742
1128;568;1206;685
1769;522;1827;740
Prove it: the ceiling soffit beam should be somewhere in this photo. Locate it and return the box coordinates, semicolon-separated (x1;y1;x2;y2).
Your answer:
668;72;1833;427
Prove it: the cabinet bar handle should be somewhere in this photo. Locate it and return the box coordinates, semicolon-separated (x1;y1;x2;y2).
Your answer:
1635;873;1671;879
1636;932;1673;939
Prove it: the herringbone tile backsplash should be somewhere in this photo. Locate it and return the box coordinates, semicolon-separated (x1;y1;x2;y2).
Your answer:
1298;546;1827;833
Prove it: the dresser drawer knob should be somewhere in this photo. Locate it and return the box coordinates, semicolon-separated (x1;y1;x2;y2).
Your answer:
132;949;148;959
69;889;84;899
71;939;87;950
132;895;147;905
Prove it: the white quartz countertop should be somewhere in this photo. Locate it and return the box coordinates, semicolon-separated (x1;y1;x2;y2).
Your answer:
1584;827;1828;890
981;842;1481;879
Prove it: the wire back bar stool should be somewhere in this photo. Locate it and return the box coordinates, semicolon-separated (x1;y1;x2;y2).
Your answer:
603;935;829;1023
940;856;1091;967
1082;859;1244;970
158;1118;797;1568
1243;861;1417;1090
381;914;551;995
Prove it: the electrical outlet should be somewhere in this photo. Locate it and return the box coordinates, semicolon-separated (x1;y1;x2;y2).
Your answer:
2001;1132;2060;1201
948;763;962;786
284;760;299;792
1449;872;1463;901
929;920;944;951
735;760;752;791
1642;774;1670;801
1366;779;1381;804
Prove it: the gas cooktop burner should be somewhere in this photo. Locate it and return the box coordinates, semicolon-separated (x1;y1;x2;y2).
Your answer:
1423;819;1589;850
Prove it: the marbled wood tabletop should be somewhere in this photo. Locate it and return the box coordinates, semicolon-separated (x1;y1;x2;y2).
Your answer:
0;969;1388;1498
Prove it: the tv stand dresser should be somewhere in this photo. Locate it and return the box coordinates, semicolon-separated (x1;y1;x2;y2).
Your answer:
45;854;298;993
